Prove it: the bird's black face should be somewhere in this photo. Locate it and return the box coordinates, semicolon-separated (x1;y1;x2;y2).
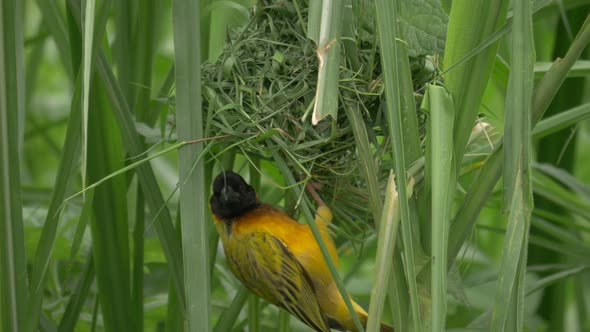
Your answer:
210;171;259;219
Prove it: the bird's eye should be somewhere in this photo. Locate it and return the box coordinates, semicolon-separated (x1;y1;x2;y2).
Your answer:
240;184;246;191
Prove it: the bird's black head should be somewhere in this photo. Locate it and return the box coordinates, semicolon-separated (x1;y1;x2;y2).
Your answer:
210;171;259;219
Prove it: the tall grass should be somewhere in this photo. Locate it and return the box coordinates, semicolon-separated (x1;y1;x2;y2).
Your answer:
1;1;28;331
375;0;422;329
173;0;210;330
5;0;590;331
492;0;535;329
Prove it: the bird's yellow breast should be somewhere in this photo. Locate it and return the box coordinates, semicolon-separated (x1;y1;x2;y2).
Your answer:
214;204;339;289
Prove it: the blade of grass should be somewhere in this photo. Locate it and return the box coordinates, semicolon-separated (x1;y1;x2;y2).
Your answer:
87;77;135;332
276;167;292;332
491;179;529;331
427;85;455;331
388;255;409;331
533;209;590;235
213;286;249;332
132;0;160;125
528;235;590;261
0;0;28;330
343;100;382;223
60;3;187;312
534;60;590;78
64;1;82;79
532;217;589;251
199;0;213;63
113;0;133;101
80;0;96;194
70;4;130;329
94;50;186;313
132;188;145;332
533;102;590;138
366;173;401;332
341;0;360;72
307;0;323;43
278;308;291;332
449;14;590;265
167;219;185;332
437;0;548;91
494;0;535;328
375;0;422;329
154;64;175;137
273;153;365;332
526;265;590;296
172;0;210;331
90;296;100;331
40;313;57;332
443;0;508;167
24;25;50;150
69;187;93;261
25;76;82;332
59;136;222;216
204;1;250;61
464;263;590;329
533;15;590;123
532;171;590;221
534;162;590;200
34;0;73;79
502;0;535;209
248;295;260;332
312;0;343;125
58;256;95;332
247;161;261;332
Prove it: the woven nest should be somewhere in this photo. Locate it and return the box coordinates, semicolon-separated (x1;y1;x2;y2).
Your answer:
200;0;434;239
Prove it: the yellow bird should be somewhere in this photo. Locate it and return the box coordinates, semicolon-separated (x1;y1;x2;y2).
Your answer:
210;171;394;332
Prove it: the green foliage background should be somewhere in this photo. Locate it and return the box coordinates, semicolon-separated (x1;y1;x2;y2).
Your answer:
1;0;590;331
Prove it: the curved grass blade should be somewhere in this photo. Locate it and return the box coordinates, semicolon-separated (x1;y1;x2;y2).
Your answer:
58;256;95;332
533;102;590;138
213;286;249;332
312;0;343;125
490;178;529;331
448;14;590;266
533;15;590;123
343;100;382;223
436;0;548;89
534;60;590;78
273;153;365;332
443;0;508;167
86;78;135;332
94;51;187;313
366;173;400;332
25;78;82;332
34;0;73;80
60;1;189;312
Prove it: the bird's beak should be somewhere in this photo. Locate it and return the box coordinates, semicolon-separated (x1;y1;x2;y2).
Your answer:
220;186;239;203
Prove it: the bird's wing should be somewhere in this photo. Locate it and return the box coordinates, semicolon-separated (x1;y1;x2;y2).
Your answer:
228;231;331;332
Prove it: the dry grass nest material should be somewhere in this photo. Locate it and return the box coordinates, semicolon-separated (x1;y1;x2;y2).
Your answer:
199;0;434;237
